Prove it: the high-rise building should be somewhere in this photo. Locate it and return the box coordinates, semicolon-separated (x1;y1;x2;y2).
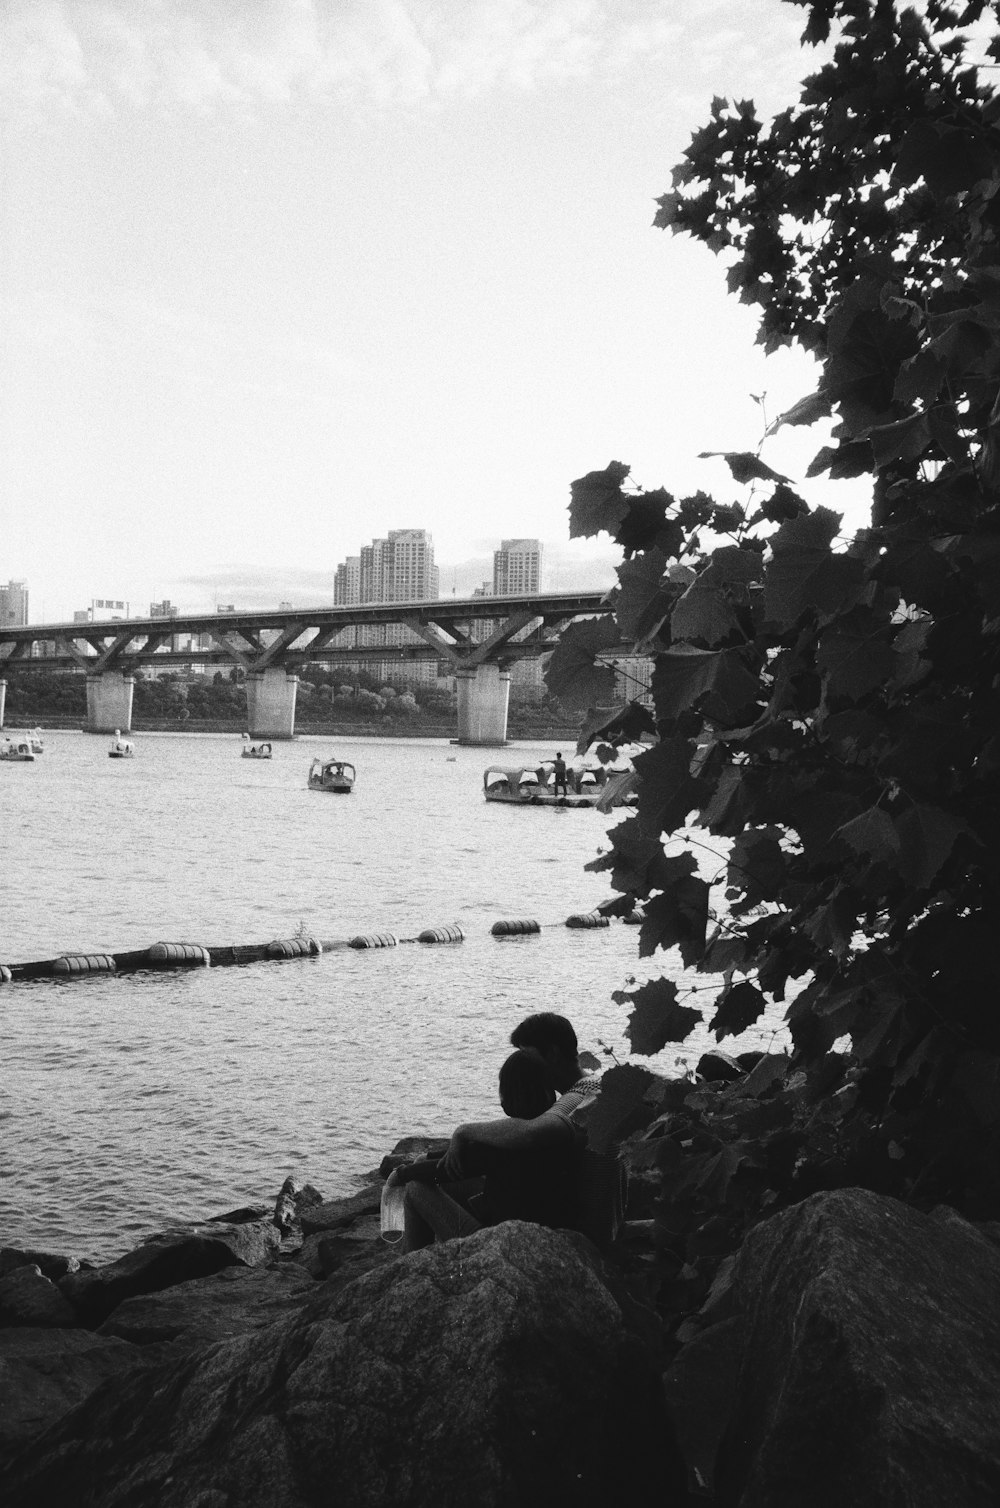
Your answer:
334;556;361;606
332;530;440;682
359;529;438;605
493;539;541;596
0;580;28;626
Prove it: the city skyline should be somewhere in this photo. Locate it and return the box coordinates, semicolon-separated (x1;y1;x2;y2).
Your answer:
6;528;592;626
3;2;873;629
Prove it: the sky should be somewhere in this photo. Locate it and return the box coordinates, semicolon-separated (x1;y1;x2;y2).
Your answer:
1;0;873;625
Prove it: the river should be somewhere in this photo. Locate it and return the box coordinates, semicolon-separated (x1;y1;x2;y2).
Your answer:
0;730;787;1263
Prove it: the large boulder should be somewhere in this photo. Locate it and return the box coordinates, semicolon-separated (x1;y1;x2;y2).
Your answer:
0;1265;80;1328
4;1221;680;1507
713;1189;1000;1506
0;1328;157;1459
95;1262;317;1347
59;1221;281;1326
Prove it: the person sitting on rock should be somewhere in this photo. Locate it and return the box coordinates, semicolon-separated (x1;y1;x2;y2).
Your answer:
388;1014;606;1252
387;1041;577;1252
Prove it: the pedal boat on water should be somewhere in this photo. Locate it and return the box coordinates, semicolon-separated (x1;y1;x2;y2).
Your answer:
241;734;273;759
308;756;355;793
108;730;135;759
483;763;609;808
0;736;36;762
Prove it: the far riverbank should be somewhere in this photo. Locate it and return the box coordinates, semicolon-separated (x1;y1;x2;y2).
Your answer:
4;716;586;742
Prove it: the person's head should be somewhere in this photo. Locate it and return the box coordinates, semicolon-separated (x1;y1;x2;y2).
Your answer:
509;1012;580;1092
498;1049;557;1119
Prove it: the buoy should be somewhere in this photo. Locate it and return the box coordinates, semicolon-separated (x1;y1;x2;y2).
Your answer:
267;937;322;959
52;954;118;975
490;919;541;936
349;933;398;949
565;912;611;929
417;925;464;944
148;942;211;967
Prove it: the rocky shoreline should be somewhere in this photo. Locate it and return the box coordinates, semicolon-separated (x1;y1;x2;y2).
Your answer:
3;1119;1000;1503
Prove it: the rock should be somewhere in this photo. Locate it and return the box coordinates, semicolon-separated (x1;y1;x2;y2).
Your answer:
298;1184;382;1236
4;1222;678;1507
663;1316;743;1499
0;1328;157;1459
59;1221;280;1327
714;1188;1000;1507
377;1136;449;1177
294;1215;390;1281
207;1204;270;1225
0;1247;80;1282
273;1177;325;1235
0;1265;80;1329
96;1264;317;1347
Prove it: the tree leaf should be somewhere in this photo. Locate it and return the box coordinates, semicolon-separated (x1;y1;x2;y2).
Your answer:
584;1063;662;1154
614;977;702;1054
569;461;631;540
639;873;710;963
834;807;901;864
698;451;791;485
544;616;619;709
711;980;768;1039
893;804;970;890
651;646;761;726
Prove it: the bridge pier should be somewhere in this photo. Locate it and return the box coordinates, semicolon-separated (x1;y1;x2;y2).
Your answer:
455;664;511;746
86;671;135;734
246;667;298;739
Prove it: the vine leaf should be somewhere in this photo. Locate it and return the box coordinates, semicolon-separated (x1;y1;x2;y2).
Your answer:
569;461;632;540
585;1063;662;1154
711;980;768;1040
614;977;702;1054
544;617;619;710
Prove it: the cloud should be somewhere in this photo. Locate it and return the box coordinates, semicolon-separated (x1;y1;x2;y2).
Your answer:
0;0;745;118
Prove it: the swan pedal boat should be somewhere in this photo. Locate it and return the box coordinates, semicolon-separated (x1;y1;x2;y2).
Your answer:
0;737;36;762
483;763;609;808
242;737;273;759
108;731;135;759
308;756;355;793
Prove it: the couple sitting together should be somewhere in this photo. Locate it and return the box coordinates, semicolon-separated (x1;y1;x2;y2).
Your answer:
385;1011;617;1253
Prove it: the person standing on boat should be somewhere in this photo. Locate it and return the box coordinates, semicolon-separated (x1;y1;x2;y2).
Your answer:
552;751;569;797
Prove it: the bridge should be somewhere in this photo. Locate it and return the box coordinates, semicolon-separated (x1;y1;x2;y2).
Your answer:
0;591;615;744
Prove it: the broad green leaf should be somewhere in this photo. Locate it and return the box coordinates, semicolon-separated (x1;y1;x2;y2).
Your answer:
584;1063;662;1154
816;620;898;701
711;980;767;1039
671;583;739;647
639;873;710;963
763;508;865;626
651;646;761;726
698;451;790;485
634;737;703;839
543;616;619;710
613;977;702;1054
615;549;674;643
568;461;631;540
834;807;901;864
893;804;970;890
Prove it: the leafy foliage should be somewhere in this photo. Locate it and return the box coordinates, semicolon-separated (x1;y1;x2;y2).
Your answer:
547;0;1000;1305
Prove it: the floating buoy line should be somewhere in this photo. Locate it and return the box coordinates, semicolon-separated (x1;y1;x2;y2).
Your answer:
0;908;644;986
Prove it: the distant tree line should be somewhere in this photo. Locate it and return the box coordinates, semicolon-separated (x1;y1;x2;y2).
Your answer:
3;664;571;733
